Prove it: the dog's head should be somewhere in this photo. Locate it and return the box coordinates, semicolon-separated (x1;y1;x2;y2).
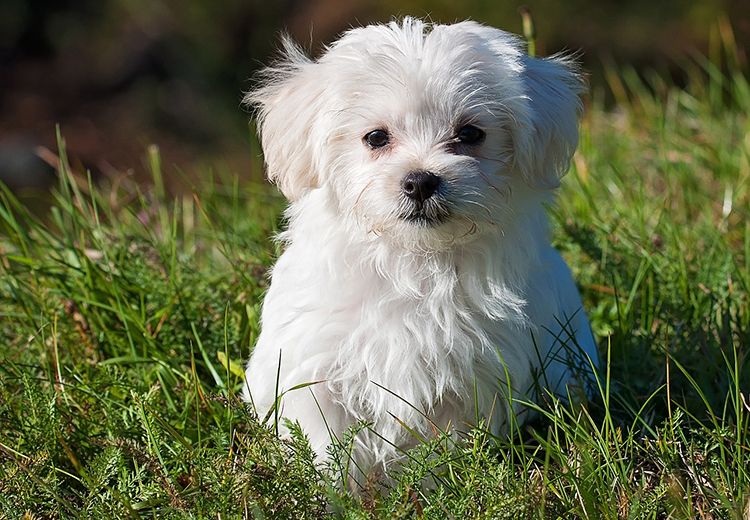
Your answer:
246;18;584;251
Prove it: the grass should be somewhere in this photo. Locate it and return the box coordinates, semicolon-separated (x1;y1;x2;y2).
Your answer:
2;26;750;519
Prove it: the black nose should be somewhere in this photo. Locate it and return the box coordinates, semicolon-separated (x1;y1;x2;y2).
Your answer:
401;171;441;203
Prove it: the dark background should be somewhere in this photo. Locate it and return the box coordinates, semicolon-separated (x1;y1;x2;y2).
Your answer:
1;0;748;194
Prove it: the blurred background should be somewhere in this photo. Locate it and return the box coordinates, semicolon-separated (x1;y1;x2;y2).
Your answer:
1;0;748;196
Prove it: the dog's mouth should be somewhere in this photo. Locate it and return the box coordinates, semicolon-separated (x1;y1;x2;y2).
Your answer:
399;198;451;227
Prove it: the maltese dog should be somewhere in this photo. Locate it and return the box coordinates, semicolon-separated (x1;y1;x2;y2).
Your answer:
243;17;599;482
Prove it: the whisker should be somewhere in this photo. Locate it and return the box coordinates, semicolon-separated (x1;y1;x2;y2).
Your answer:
457;215;479;239
477;171;504;195
353;179;376;212
461;198;494;221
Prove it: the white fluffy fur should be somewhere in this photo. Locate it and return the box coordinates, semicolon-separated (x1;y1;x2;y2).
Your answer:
243;18;598;481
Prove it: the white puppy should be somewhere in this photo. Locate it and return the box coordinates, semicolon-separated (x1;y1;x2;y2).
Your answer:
243;18;598;481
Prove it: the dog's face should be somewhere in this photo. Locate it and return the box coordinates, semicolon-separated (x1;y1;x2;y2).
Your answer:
247;19;584;251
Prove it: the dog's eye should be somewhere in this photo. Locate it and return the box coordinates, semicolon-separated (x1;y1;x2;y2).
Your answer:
364;129;390;149
456;125;485;145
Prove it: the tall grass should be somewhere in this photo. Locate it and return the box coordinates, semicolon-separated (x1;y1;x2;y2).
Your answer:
1;26;749;519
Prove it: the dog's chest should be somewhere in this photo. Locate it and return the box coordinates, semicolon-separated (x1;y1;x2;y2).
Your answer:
325;266;516;427
267;231;534;431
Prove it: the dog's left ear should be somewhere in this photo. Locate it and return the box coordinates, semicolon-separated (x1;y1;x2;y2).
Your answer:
513;55;585;189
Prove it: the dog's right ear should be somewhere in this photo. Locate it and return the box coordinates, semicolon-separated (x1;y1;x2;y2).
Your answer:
244;36;324;201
